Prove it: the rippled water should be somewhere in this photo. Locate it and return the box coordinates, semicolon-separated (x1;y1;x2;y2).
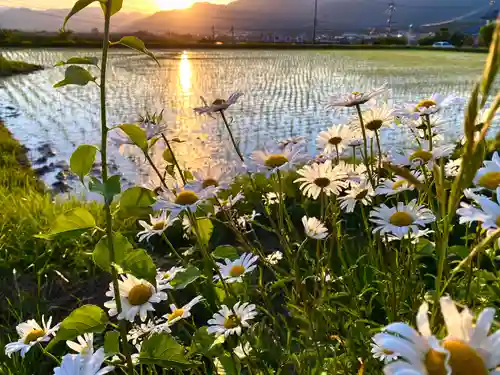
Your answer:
0;48;493;192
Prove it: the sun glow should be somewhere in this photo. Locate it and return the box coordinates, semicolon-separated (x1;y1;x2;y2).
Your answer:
156;0;196;10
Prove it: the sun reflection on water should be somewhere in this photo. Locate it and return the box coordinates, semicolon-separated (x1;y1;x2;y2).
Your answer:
179;51;192;94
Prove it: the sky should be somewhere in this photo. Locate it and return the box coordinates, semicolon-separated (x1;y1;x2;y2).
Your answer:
0;0;232;13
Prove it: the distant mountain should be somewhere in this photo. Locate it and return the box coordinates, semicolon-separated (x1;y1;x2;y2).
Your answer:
0;7;145;32
0;0;489;34
126;0;484;35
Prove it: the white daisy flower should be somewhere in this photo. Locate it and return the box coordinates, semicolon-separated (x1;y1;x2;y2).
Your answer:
457;187;500;246
384;228;434;243
474;152;500;190
54;348;114;375
327;83;388;108
137;210;178;242
214;253;259;283
338;178;375;213
194;92;243;115
371;341;399;363
395;93;463;118
302;216;328;240
354;104;394;134
265;251;283;265
156;266;186;287
264;192;283;205
387;145;454;169
234;342;253;359
334;161;367;186
207;302;258;337
370;199;436;239
66;333;94;356
251;143;307;176
434;296;500;375
235;210;260;232
188;163;234;192
214;192;245;214
155;186;215;218
317;124;354;155
445;158;462;178
127;320;171;345
163;296;205;325
181;215;192;239
375;171;423;196
4;316;59;358
376;302;449;375
104;274;168;322
295;160;348;200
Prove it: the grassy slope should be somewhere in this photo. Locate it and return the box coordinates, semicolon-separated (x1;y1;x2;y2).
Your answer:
0;56;42;77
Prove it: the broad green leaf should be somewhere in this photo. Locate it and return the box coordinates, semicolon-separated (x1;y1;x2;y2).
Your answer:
70;144;98;181
216;352;241;375
36;208;96;239
170;265;201;290
104;331;120;356
122;248;156;284
120;187;156;209
50;305;107;347
54;65;95;88
212;245;239;261
162;148;175;164
189;327;224;358
449;245;469;259
93;233;132;272
100;0;123;16
140;333;195;369
56;57;98;67
119;124;148;151
63;0;99;29
113;36;159;65
197;218;213;248
88;175;121;203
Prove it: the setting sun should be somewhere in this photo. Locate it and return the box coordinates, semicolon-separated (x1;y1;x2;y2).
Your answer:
156;0;196;10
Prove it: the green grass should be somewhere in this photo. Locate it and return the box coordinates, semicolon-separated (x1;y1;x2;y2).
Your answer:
0;56;42;77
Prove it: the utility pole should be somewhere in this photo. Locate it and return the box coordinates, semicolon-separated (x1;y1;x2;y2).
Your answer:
312;0;318;44
230;26;235;44
386;1;396;36
212;25;216;41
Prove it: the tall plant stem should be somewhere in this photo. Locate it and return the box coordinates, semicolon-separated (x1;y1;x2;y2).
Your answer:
355;105;375;188
374;130;382;183
161;133;186;186
99;3;133;372
220;110;245;162
144;153;171;191
424;114;433;151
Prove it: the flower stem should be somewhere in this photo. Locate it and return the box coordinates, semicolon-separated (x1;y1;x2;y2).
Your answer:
99;3;133;372
161;133;186;186
220;110;245;162
374;130;382;183
424;114;433;151
355;105;375;188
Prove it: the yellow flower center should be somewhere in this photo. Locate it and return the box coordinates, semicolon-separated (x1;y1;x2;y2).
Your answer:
392;180;407;190
383;349;394;355
264;154;289;168
496;215;500;228
223;314;241;329
167;308;185;322
365;119;384;131
202;178;219;189
415;99;437;112
128;284;153;306
175;191;199;206
355;189;369;200
314;177;331;188
389;212;414;227
328;136;343;145
477;171;500;190
410;150;433;163
424;340;487;375
152;221;166;230
229;265;246;277
162;273;171;280
24;329;45;344
352;91;361;95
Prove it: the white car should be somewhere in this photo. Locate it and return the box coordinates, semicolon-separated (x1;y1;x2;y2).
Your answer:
432;41;455;48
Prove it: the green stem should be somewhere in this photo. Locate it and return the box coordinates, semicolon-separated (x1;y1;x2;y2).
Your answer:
220;110;245;162
99;3;133;372
355;105;375;188
160;133;186;186
144;153;171;191
424;114;433;151
374;130;382;183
